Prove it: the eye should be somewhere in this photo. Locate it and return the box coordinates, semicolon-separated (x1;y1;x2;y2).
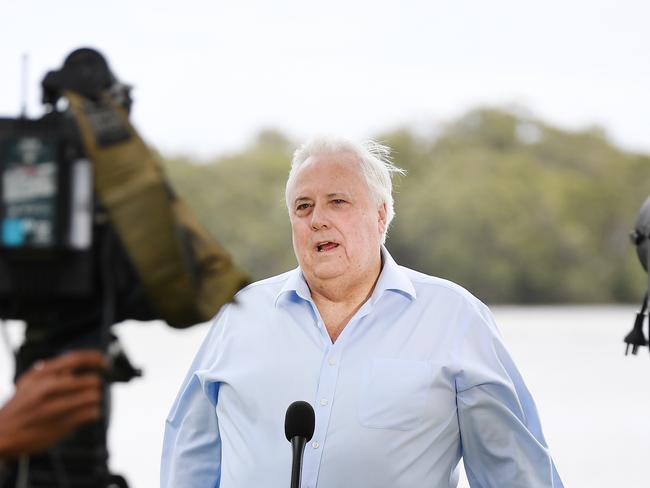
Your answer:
296;203;311;211
332;199;346;205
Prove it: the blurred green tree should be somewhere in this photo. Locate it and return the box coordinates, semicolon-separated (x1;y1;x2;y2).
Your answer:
161;110;650;304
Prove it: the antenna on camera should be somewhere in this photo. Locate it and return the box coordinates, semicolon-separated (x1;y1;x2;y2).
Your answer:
20;53;29;118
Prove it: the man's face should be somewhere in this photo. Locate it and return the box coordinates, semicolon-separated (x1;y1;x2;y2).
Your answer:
287;151;387;285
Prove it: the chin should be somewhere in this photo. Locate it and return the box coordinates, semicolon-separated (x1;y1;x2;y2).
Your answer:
309;262;347;280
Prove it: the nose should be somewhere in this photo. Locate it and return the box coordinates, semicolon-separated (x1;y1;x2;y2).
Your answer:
310;203;330;230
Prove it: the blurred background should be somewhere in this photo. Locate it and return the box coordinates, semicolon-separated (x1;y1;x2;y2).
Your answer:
1;0;649;486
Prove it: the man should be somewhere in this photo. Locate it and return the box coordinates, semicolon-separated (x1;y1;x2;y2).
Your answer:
0;350;105;482
161;137;563;487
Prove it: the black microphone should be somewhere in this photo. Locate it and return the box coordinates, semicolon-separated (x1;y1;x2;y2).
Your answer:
284;401;315;488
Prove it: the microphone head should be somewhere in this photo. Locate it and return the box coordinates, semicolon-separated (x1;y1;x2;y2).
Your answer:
284;401;315;441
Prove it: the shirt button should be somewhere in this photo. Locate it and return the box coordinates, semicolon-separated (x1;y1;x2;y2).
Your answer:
312;441;320;449
328;357;336;366
320;398;328;406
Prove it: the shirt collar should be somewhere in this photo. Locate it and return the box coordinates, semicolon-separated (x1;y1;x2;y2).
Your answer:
275;245;416;308
275;266;312;307
371;245;417;304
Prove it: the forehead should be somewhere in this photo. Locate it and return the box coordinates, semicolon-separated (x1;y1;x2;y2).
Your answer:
289;151;368;199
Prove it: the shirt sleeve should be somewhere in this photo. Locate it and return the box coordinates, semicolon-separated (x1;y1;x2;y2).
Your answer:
455;303;563;488
160;306;231;488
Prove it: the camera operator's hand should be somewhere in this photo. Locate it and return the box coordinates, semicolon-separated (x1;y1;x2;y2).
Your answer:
0;350;106;459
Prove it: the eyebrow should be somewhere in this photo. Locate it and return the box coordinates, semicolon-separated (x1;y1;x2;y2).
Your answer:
327;192;352;200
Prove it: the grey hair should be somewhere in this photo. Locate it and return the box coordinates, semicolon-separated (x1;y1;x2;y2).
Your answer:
285;136;405;244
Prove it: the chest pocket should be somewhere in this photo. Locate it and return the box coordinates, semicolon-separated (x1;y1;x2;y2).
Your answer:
358;358;434;431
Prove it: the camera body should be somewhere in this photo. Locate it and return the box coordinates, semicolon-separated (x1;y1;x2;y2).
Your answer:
630;196;650;272
0;112;95;304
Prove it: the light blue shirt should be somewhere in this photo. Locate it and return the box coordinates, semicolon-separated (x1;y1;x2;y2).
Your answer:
161;247;563;487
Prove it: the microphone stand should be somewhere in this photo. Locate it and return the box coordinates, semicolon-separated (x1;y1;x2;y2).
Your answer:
285;400;314;488
289;436;307;488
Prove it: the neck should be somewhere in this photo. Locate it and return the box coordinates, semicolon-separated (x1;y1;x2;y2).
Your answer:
313;269;380;343
307;253;383;308
310;269;380;309
305;253;383;343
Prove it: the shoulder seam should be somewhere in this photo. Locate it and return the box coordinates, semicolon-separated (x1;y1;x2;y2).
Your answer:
403;268;486;313
235;270;294;296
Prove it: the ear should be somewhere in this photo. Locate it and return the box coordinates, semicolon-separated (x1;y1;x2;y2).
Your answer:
377;202;388;235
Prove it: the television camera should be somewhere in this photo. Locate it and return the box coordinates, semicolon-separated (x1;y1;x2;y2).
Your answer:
625;196;650;355
0;48;248;487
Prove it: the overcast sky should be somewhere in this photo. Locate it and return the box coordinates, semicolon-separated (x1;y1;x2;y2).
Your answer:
1;0;648;158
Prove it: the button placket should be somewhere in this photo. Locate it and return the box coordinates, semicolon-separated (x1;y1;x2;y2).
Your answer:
301;346;341;487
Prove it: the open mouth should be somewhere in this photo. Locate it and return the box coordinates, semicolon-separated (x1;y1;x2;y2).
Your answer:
316;241;339;252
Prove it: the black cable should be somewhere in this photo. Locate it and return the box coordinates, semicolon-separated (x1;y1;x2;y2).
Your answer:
40;229;116;488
